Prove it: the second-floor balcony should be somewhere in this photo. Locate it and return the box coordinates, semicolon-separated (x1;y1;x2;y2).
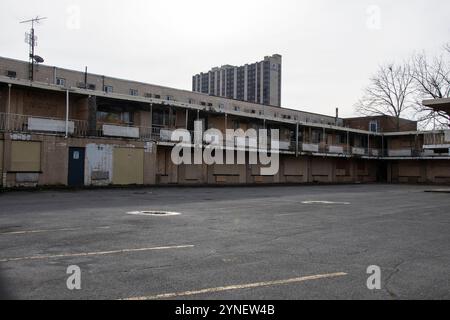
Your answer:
0;112;89;137
1;112;449;159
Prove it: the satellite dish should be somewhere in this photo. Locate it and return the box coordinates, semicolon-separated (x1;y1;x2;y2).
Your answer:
33;55;44;63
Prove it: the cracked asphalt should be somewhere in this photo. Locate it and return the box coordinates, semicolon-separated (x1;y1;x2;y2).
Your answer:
0;184;449;300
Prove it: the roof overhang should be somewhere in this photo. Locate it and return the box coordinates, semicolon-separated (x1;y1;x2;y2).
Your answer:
422;98;450;114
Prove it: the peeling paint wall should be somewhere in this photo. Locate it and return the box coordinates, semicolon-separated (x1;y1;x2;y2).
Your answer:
85;144;113;186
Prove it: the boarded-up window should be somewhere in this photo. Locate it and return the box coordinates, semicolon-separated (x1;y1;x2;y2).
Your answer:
184;165;202;180
112;147;144;185
284;159;304;176
157;149;168;175
357;161;366;171
11;141;41;172
336;159;350;176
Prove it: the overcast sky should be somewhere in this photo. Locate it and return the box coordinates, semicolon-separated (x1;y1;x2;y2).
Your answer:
0;0;449;117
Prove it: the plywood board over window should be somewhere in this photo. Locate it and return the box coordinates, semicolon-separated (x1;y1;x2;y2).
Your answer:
10;141;41;172
112;147;144;185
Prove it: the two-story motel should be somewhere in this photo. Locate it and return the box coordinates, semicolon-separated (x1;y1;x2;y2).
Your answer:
0;56;449;188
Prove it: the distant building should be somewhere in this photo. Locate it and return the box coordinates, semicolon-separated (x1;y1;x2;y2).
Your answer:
192;54;282;107
344;115;418;133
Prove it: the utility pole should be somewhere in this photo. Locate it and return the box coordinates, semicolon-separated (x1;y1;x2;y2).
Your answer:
20;16;47;81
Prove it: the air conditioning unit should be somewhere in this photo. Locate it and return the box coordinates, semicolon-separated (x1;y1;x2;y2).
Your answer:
6;70;17;78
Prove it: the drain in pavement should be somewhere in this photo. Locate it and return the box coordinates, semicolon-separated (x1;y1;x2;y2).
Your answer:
127;211;181;217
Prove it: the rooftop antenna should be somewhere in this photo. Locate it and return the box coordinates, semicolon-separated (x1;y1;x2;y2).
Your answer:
20;16;47;81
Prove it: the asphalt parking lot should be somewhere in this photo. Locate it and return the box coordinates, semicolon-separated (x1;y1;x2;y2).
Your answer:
0;184;449;300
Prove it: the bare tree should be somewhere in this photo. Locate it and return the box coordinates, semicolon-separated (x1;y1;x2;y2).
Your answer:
356;63;416;130
445;43;450;54
412;46;450;128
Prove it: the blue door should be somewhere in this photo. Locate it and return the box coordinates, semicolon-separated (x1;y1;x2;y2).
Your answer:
68;147;85;187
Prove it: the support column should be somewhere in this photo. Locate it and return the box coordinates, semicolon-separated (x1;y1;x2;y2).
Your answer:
6;84;11;131
186;109;189;129
87;95;97;136
65;90;69;138
150;104;153;139
323;127;326;152
2;135;11;187
295;123;299;157
225;113;228;131
347;130;350;155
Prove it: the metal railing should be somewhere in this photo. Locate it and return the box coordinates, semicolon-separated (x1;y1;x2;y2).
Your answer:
1;113;449;159
385;148;450;157
0;113;88;137
424;132;449;146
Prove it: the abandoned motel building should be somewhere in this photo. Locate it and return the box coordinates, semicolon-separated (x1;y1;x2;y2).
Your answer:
0;56;449;189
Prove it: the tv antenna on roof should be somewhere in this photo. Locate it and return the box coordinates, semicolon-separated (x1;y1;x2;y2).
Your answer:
20;16;47;81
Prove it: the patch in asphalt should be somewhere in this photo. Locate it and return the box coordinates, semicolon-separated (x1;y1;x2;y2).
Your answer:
127;211;181;217
301;201;351;205
424;189;450;193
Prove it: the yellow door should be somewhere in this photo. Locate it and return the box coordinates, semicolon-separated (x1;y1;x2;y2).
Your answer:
113;147;144;185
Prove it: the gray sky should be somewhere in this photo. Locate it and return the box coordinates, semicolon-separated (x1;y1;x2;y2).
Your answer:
0;0;449;117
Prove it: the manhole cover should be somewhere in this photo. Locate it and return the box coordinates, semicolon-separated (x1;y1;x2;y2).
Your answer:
127;211;181;217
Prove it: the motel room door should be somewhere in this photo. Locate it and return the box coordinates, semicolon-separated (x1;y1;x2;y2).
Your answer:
68;147;85;187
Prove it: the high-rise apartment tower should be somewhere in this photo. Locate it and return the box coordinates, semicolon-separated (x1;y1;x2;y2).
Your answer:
192;54;282;107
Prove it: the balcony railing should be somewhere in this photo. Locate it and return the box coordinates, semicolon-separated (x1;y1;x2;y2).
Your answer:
1;113;449;158
424;132;450;146
0;113;88;136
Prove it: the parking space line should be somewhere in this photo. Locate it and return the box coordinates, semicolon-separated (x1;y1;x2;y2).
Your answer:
0;226;111;236
123;272;348;300
0;245;195;263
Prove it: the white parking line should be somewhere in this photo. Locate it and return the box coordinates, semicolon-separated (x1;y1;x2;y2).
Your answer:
0;245;195;263
0;226;111;236
123;272;348;300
